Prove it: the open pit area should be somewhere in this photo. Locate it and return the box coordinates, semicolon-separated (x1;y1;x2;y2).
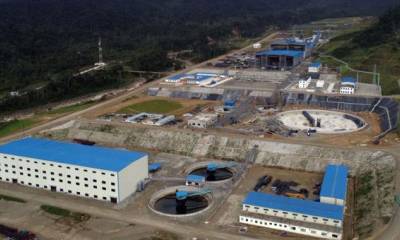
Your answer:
276;109;366;134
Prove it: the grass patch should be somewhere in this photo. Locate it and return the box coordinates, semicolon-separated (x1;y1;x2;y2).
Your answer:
119;99;183;114
41;205;90;222
0;194;26;203
45;101;96;115
0;119;38;138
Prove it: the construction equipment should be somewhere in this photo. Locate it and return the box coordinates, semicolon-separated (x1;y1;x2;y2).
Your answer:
302;110;315;127
271;179;299;195
253;175;272;192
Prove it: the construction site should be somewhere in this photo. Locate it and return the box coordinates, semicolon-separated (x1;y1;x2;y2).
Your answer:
0;19;399;240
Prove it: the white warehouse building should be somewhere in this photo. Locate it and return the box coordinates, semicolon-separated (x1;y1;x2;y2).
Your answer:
0;137;148;203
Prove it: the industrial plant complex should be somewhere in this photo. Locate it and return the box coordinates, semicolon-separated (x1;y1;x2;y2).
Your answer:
0;21;398;240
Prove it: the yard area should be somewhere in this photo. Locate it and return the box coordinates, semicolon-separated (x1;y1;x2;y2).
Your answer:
118;99;184;114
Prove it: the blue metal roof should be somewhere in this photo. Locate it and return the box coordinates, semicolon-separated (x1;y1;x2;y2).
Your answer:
186;174;205;183
243;192;344;220
256;50;304;58
224;100;236;107
149;163;162;172
0;137;147;172
320;164;348;200
341;76;356;83
310;62;321;67
167;73;187;81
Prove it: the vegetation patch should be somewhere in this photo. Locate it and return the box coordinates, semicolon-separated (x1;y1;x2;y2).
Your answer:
0;194;26;203
118;99;183;114
0;119;38;138
40;205;90;222
319;6;400;95
45;101;96;115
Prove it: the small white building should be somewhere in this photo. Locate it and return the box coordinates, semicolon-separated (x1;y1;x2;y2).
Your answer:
0;137;148;203
316;80;325;88
188;113;218;128
339;85;355;95
253;43;262;49
299;76;312;89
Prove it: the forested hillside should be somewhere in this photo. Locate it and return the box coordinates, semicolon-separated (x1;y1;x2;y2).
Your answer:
321;5;400;95
0;0;397;112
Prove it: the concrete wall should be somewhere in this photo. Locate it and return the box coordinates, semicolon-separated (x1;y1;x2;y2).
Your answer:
118;155;148;202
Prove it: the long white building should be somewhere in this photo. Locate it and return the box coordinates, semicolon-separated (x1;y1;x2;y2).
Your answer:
0;137;148;203
240;164;349;240
240;192;344;239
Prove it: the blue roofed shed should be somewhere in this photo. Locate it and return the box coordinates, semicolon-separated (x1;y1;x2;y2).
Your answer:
186;174;206;184
243;191;344;221
256;50;304;58
149;163;162;172
320;164;349;205
341;77;357;87
0;137;147;172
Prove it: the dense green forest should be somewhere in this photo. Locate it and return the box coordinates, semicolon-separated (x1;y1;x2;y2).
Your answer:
321;5;400;95
0;0;398;113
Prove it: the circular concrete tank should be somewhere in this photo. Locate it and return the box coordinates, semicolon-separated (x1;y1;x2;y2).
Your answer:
276;109;367;134
186;161;236;183
149;186;213;217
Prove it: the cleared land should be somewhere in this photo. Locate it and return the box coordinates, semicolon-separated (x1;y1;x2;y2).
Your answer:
0;101;97;138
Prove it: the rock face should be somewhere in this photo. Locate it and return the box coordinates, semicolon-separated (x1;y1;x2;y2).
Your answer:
42;120;396;238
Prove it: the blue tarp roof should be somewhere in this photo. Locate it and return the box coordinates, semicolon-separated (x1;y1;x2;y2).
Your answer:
0;137;147;172
149;163;162;172
320;164;348;200
310;62;321;67
224;100;236;106
243;192;344;220
341;76;356;83
186;174;205;183
167;73;187;81
256;50;304;58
